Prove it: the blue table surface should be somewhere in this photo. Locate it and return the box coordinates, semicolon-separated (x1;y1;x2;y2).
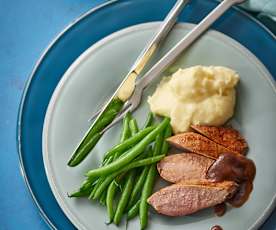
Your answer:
0;0;275;229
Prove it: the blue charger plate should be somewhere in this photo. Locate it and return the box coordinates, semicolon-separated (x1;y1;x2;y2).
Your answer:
17;0;276;229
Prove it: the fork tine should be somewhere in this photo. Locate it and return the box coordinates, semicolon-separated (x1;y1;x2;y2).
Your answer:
88;100;131;122
100;104;132;134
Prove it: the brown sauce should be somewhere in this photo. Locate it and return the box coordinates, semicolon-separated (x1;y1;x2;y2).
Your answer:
214;203;226;217
206;152;256;182
211;225;223;230
207;152;256;207
228;181;253;207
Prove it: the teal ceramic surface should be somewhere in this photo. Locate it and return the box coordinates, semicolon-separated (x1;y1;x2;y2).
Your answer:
43;23;276;230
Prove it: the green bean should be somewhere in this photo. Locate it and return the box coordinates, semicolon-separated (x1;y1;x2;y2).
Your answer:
113;178;124;192
104;182;118;219
69;177;98;198
129;119;139;136
106;181;118;223
127;166;149;210
88;178;103;200
88;154;114;200
113;171;136;225
70;175;97;197
101;113;131;166
86;118;169;178
81;143;117;194
103;126;155;161
92;154;165;199
72;175;98;198
93;176;117;200
99;190;107;206
68;98;124;167
91;174;113;200
112;116;138;224
126;147;153;210
79;178;94;192
106;113;131;222
143;112;154;128
161;124;172;155
68;189;90;198
100;197;106;206
139;127;166;230
102;154;114;166
153;133;164;156
120;112;132;143
139;164;157;230
127;199;140;220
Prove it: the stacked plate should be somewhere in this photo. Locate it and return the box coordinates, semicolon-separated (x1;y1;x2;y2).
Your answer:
17;0;276;229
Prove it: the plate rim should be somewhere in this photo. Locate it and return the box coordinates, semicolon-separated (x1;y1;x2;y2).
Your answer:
16;0;276;229
42;22;276;230
16;1;120;229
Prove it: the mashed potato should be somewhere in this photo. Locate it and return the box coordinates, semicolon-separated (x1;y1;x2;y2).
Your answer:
148;66;239;133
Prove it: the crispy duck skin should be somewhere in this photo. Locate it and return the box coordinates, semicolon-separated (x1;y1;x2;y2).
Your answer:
167;132;240;159
147;180;237;216
157;153;215;183
191;125;248;154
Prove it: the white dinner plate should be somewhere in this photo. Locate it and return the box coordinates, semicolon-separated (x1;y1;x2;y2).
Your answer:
43;23;276;230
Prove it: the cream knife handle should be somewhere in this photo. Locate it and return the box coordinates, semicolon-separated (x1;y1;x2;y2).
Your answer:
88;0;189;121
131;0;190;74
116;0;189;101
88;1;189;120
91;0;189;117
138;0;246;89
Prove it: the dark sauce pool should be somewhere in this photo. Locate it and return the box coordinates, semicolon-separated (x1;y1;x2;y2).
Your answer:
211;225;223;230
214;203;226;217
207;152;256;207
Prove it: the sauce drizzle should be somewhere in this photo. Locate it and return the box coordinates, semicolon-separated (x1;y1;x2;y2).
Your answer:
228;181;253;207
214;203;226;217
211;225;223;230
207;152;256;207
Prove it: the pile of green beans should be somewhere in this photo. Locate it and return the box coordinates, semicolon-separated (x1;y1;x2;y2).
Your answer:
69;112;171;229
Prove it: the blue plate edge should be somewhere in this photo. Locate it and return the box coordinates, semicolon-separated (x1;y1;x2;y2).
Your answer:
16;1;120;229
16;0;276;229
